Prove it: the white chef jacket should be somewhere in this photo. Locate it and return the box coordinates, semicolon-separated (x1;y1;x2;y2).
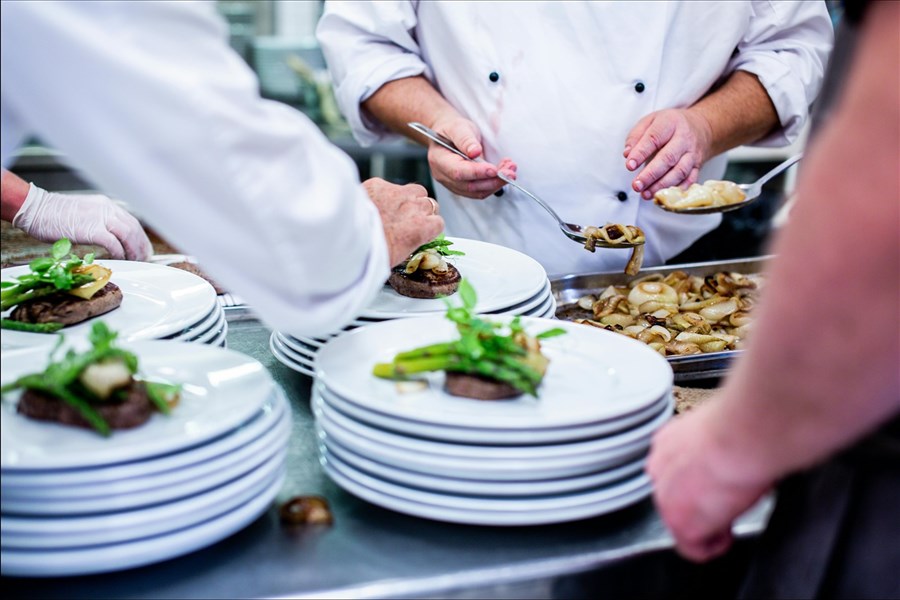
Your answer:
1;1;390;338
318;1;832;276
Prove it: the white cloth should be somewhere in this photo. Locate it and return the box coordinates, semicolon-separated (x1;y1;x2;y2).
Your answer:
1;1;389;337
318;0;832;276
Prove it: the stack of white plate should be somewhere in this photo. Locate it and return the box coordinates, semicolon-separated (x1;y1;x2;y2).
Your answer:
270;238;554;377
311;316;674;526
0;340;291;577
1;261;226;350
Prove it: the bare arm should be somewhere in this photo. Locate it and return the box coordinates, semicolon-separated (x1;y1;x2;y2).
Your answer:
364;76;461;148
363;76;516;199
648;0;899;561
706;4;900;479
690;70;779;158
625;70;779;198
1;169;30;222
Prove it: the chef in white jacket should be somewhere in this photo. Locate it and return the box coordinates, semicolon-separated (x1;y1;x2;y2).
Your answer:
0;1;443;337
317;1;833;276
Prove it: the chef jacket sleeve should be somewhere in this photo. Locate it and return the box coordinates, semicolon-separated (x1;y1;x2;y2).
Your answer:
727;0;834;146
0;1;389;338
317;0;428;146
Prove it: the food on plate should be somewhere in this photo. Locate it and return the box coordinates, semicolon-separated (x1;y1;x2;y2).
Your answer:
582;224;646;276
387;234;464;299
373;280;565;399
0;322;181;436
557;270;761;357
167;261;225;295
653;180;746;210
1;238;120;333
279;496;334;526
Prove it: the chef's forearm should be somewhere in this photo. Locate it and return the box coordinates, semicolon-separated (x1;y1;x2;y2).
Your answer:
704;4;899;485
688;70;780;158
362;76;462;146
1;169;31;222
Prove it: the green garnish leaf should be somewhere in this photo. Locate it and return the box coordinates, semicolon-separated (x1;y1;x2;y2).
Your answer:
28;257;55;273
536;328;567;339
457;279;477;311
375;278;565;396
0;321;170;436
51;238;72;260
1;238;97;312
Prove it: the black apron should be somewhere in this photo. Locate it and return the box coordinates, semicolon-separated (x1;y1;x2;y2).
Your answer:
738;419;900;599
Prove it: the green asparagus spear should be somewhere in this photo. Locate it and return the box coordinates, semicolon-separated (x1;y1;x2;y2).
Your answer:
0;319;65;333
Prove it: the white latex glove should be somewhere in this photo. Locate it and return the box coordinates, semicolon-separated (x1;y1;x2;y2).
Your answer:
11;184;152;260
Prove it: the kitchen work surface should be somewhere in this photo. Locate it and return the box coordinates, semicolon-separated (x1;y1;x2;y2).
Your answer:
1;317;770;599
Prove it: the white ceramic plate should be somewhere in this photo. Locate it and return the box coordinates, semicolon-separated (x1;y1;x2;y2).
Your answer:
316;408;659;481
273;333;315;363
206;322;229;347
523;293;554;317
494;280;552;316
170;305;222;341
324;449;650;512
186;312;226;344
0;340;274;470
322;454;651;526
269;334;315;377
1;388;287;489
1;260;217;349
316;383;671;445
323;438;646;497
1;450;286;548
162;303;217;340
282;332;323;351
0;465;285;576
2;403;290;503
316;316;672;430
314;392;669;461
2;415;286;515
361;238;547;319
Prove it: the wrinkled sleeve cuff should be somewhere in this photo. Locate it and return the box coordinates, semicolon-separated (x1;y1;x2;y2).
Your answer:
335;53;429;147
727;52;808;147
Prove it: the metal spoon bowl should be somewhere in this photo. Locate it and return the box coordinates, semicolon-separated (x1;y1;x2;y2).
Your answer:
408;122;643;249
656;153;803;215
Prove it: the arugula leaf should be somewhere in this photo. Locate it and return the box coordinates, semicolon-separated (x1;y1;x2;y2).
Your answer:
51;238;72;260
536;328;567;339
412;234;466;257
1;238;97;312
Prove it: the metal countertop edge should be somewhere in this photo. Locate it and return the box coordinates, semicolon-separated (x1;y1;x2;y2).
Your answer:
268;505;770;600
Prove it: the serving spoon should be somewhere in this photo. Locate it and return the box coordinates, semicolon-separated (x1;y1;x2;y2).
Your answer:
408;122;643;249
656;152;803;215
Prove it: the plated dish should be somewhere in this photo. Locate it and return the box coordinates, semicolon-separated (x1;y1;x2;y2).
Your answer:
1;259;217;349
0;340;272;469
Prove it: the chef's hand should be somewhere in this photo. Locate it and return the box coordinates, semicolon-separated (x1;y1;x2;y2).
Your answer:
427;115;517;199
647;401;772;563
11;184;153;260
623;109;713;199
363;178;445;267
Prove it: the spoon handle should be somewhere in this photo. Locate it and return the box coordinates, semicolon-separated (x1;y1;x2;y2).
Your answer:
407;122;569;228
755;152;804;190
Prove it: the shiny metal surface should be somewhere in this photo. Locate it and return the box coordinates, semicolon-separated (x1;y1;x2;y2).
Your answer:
1;317;770;599
552;257;770;382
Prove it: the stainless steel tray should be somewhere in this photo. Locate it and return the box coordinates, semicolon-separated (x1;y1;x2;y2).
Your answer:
551;256;771;382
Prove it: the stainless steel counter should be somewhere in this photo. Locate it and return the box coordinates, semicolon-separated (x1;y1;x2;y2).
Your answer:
2;317;771;599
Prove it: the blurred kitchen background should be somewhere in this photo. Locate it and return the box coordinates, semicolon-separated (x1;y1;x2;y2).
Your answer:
6;0;847;265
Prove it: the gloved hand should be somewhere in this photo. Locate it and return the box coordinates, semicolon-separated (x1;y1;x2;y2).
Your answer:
11;184;153;260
